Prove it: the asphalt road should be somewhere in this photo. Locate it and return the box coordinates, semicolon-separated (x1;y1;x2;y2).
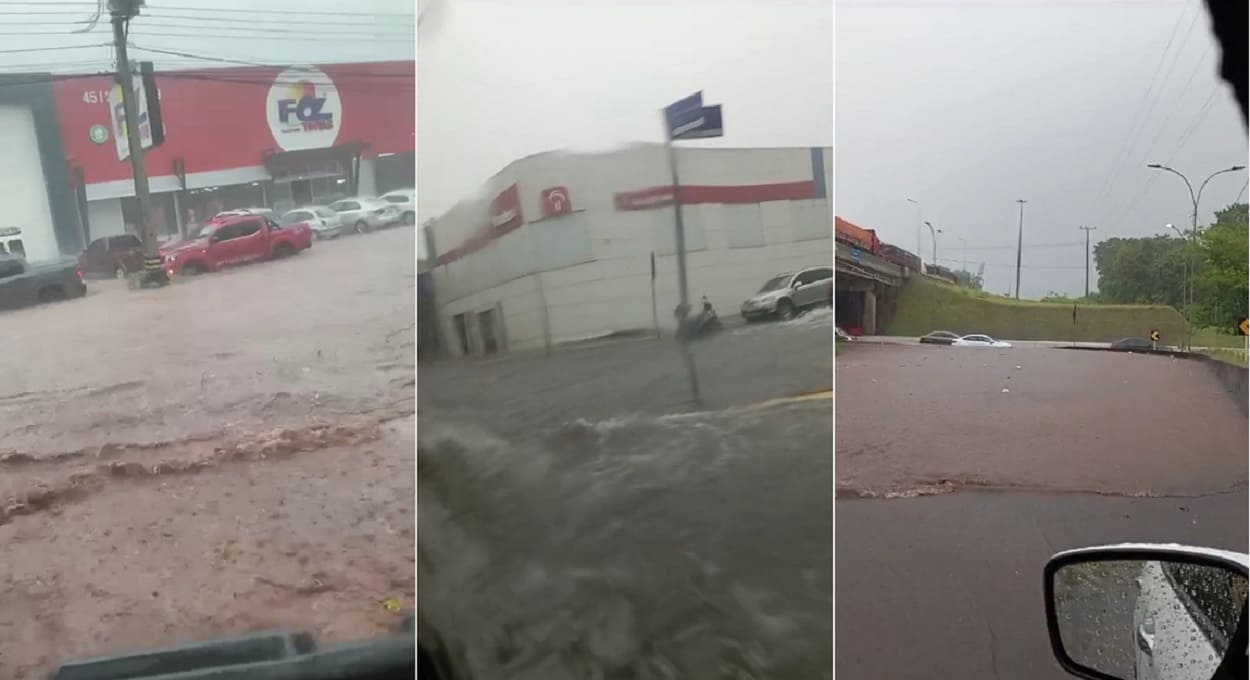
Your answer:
836;490;1247;679
418;311;835;679
836;342;1248;679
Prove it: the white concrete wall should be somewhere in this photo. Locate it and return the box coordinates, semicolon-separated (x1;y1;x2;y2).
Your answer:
431;145;833;356
86;199;126;242
0;105;60;263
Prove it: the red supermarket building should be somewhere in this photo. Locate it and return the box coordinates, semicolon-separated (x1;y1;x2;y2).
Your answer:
21;60;414;256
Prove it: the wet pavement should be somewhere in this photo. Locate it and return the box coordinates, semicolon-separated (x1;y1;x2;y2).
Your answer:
0;228;416;678
835;342;1248;679
418;311;834;679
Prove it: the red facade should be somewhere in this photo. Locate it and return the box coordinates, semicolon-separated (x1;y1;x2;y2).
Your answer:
54;61;414;185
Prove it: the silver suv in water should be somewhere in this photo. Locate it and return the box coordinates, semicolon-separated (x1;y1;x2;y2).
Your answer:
740;266;833;321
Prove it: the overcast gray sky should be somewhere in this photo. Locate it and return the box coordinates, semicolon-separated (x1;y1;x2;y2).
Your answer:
836;0;1246;299
417;0;834;229
0;1;413;73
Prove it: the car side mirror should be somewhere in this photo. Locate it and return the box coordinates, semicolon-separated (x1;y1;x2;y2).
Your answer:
1045;544;1248;680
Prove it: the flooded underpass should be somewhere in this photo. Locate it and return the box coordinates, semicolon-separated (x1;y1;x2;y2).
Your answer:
0;228;416;678
418;315;833;679
835;342;1248;678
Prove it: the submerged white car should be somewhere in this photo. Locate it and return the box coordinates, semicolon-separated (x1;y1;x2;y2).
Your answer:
952;334;1012;348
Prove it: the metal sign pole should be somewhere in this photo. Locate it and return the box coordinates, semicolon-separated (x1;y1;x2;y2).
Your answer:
665;135;701;404
650;251;660;339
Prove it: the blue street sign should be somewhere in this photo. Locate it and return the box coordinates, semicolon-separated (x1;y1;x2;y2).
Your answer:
664;91;703;130
669;105;723;140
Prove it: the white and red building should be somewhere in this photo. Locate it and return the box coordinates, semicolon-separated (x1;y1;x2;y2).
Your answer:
427;144;833;357
32;60;414;254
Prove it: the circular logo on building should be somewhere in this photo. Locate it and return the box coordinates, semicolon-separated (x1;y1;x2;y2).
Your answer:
265;66;342;151
89;124;109;145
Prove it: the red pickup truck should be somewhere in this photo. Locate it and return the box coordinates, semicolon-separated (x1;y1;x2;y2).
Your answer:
161;213;311;277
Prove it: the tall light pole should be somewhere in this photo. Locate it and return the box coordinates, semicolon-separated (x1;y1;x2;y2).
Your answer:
1166;223;1188;334
924;220;941;266
906;197;923;270
1015;199;1027;300
1146;163;1246;349
1078;225;1096;298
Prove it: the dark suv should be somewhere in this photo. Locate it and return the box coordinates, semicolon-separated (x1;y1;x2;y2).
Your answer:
79;234;143;278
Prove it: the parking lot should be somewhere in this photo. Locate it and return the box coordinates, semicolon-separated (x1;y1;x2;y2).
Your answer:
0;227;416;677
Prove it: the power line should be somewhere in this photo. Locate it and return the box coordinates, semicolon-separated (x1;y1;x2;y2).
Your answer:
1105;83;1221;230
0;42;109;55
142;4;415;17
131;21;413;37
933;257;1085;270
129;45;414;78
1096;15;1208;228
124;29;414;41
959;240;1084;251
141;12;417;28
1087;1;1190;220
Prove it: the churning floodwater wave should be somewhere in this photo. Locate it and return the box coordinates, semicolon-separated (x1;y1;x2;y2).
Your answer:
417;400;832;680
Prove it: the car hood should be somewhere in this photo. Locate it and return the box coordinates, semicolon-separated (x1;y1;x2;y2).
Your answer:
745;289;787;304
160;238;209;255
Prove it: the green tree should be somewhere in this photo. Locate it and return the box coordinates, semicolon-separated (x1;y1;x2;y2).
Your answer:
1193;203;1248;329
1093;235;1186;308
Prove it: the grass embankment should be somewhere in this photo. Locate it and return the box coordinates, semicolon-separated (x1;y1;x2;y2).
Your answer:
885;277;1188;342
1201;348;1249;367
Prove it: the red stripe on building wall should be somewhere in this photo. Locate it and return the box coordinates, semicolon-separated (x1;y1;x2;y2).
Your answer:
614;180;817;211
436;180;821;266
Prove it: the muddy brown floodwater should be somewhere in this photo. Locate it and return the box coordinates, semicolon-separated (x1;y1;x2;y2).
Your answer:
836;343;1248;497
0;229;416;678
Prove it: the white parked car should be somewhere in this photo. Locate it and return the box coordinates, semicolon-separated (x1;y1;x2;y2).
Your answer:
281;206;344;240
952;334;1012;348
328;197;399;234
379;188;415;226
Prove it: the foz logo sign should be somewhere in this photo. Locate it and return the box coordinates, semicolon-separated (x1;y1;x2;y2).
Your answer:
266;66;342;151
541;187;571;217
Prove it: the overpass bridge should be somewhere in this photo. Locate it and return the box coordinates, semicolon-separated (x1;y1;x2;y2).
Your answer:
835;241;909;335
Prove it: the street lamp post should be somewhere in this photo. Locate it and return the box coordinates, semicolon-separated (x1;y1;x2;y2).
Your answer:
1147;163;1246;349
1165;223;1188;335
907;198;923;270
924;220;941;267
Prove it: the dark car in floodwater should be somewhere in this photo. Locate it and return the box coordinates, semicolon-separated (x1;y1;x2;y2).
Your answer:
1110;337;1152;351
0;253;86;310
919;330;960;345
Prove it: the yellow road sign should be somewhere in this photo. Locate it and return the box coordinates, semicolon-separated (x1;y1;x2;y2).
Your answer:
1150;329;1160;342
1239;318;1248;336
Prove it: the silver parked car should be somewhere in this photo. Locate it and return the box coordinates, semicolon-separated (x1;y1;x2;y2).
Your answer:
740;266;833;321
328;197;399;234
281;206;344;240
379;188;415;226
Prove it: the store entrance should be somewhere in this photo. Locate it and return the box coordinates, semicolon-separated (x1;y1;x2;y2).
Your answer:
292;180;313;207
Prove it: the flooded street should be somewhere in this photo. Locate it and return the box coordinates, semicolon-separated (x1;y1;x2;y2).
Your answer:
835;341;1248;678
0;228;416;678
418;315;833;679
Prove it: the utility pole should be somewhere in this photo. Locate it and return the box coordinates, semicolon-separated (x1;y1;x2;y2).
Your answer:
110;0;167;288
1078;225;1096;298
1014;199;1026;300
